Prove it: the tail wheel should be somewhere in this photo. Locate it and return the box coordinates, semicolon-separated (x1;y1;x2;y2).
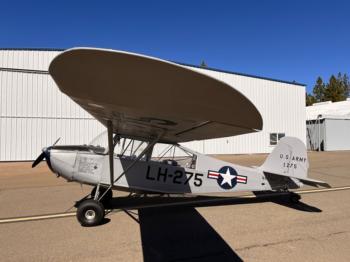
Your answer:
289;193;301;204
91;186;113;204
76;199;105;227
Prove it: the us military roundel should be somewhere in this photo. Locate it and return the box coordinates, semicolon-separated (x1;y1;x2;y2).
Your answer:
207;166;247;190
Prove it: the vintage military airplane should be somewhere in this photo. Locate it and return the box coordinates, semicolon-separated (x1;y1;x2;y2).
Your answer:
32;48;329;226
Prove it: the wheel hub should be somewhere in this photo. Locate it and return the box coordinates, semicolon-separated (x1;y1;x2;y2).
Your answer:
85;209;96;220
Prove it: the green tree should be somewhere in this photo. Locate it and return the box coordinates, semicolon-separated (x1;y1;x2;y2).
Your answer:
324;74;347;102
200;60;207;68
340;73;350;97
306;92;316;106
312;77;326;102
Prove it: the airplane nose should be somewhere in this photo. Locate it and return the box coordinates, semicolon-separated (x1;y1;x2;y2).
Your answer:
32;147;47;168
43;147;55;172
32;138;61;168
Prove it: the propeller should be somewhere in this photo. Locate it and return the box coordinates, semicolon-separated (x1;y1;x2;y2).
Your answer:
32;138;61;168
52;137;61;146
32;152;46;168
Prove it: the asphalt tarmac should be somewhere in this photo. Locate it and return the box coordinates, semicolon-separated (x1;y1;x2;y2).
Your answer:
0;151;350;261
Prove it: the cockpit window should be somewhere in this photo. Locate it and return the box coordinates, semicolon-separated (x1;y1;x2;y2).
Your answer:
88;131;197;168
152;143;197;169
115;138;148;161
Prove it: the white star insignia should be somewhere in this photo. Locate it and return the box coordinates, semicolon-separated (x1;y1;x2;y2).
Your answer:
220;168;236;187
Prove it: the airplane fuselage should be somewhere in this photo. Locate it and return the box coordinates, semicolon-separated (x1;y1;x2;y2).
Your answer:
47;146;302;194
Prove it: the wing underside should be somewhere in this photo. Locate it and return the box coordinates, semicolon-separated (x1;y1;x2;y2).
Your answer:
49;48;263;143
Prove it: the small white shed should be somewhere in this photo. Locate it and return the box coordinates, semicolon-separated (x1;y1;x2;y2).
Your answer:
306;99;350;151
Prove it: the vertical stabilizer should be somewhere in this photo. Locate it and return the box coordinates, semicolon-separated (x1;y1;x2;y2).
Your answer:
261;137;309;179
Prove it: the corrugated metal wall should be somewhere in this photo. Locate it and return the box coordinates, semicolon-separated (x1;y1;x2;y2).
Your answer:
183;67;306;154
306;119;350;151
0;49;306;161
0;50;105;161
324;119;350;151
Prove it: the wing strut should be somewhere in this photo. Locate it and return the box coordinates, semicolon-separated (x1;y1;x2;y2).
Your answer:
107;120;114;186
112;134;162;184
98;130;164;201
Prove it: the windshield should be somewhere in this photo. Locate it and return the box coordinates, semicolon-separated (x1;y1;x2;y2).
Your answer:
88;131;148;158
88;131;108;154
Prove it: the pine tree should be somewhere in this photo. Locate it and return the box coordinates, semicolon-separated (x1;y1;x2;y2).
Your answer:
200;60;207;68
324;74;347;102
341;73;350;97
312;77;326;102
306;92;316;106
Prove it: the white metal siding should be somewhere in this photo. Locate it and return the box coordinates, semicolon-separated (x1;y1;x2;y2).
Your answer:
325;119;350;151
183;67;306;154
0;50;60;71
0;50;306;161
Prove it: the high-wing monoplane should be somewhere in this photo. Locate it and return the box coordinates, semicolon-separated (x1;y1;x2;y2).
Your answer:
32;48;330;226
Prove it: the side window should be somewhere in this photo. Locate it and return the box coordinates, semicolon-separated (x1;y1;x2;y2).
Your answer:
270;133;277;145
270;133;285;146
278;133;285;141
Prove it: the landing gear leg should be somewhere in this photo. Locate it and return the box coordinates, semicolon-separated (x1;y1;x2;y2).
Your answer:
76;124;163;227
91;186;113;205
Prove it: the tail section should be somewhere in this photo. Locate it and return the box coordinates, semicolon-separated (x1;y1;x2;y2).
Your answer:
261;137;330;188
262;137;309;179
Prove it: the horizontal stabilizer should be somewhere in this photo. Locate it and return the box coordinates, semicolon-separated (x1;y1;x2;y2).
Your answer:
261;137;330;188
298;177;331;188
264;171;330;188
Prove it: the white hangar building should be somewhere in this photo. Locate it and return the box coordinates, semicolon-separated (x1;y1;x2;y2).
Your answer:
306;99;350;151
0;48;306;161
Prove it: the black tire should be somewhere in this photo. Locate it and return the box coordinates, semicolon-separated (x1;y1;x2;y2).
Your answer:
76;199;105;227
91;186;113;204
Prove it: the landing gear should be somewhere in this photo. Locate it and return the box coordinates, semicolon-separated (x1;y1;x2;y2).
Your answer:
289;192;301;204
91;186;113;205
75;186;113;227
76;199;105;227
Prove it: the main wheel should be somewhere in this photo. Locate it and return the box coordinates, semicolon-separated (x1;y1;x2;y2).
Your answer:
91;186;113;204
76;199;105;227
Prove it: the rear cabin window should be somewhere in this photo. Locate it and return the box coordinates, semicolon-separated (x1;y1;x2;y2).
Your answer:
270;133;285;146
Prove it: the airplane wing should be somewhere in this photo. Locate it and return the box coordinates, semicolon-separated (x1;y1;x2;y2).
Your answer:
49;48;263;143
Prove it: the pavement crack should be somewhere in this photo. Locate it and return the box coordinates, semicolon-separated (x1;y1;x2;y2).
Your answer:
237;230;350;252
236;237;307;251
325;231;348;237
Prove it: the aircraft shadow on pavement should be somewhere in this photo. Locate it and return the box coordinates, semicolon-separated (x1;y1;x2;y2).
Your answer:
106;192;322;261
138;206;243;262
252;191;322;213
270;197;322;212
107;191;322;214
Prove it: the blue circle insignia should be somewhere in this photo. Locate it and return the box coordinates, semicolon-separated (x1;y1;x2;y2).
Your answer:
217;166;238;190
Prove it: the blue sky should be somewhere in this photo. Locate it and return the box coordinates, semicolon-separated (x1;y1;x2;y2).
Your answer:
1;0;349;92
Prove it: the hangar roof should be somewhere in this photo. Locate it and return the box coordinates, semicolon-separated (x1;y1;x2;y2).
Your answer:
307;99;350;120
0;47;305;87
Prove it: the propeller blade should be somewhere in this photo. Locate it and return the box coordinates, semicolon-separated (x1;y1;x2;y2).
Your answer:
32;152;46;168
52;137;61;146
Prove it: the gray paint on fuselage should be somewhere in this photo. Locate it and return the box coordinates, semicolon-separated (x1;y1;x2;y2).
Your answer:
51;149;271;194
